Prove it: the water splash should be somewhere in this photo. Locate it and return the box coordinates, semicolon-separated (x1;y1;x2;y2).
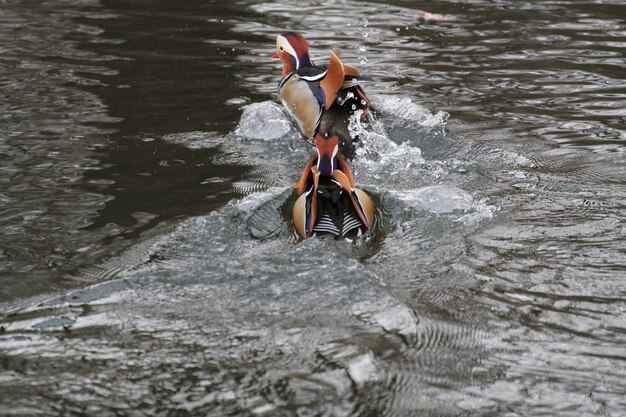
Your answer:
391;186;497;226
235;101;292;140
394;186;474;213
372;95;449;127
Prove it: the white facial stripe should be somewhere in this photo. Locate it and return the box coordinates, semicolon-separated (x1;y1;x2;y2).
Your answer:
331;144;338;172
316;146;321;170
277;35;299;69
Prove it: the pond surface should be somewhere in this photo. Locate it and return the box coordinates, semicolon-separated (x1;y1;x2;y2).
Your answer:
0;0;625;416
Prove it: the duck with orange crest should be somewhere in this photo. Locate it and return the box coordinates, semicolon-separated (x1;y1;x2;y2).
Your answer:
273;31;371;160
291;133;375;239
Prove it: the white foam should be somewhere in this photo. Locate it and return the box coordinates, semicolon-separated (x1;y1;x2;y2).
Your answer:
72;312;121;329
393;186;497;225
352;119;425;175
371;94;449;127
371;304;418;336
395;185;474;213
235;101;292;140
347;353;378;386
348;106;427;182
456;197;498;227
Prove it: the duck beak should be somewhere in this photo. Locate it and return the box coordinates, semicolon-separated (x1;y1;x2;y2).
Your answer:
272;53;279;59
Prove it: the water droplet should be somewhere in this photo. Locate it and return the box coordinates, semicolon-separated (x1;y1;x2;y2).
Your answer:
395;27;400;32
359;46;366;52
358;56;368;64
363;32;369;38
360;17;368;27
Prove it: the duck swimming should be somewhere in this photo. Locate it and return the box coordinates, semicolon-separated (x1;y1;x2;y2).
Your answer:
292;134;375;239
273;31;371;160
273;32;375;239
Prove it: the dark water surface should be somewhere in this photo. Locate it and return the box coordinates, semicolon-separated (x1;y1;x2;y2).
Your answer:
1;0;625;416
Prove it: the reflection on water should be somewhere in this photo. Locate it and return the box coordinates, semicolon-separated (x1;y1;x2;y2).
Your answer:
1;0;625;416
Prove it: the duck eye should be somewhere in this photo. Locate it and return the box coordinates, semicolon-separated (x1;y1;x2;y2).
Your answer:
279;46;284;51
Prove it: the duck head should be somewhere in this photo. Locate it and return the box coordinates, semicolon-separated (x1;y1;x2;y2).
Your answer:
314;134;340;177
293;134;348;193
273;32;314;76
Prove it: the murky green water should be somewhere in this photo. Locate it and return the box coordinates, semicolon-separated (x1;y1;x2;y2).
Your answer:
1;1;625;416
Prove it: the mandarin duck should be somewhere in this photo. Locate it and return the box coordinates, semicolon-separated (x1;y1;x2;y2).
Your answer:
291;133;375;239
273;31;371;160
